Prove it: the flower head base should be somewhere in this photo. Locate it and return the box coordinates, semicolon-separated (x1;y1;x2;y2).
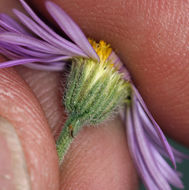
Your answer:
64;39;131;126
64;57;131;126
58;40;131;161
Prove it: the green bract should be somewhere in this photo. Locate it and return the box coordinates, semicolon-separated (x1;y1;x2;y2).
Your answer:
56;57;131;163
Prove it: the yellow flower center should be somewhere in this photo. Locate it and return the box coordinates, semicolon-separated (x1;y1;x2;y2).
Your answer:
88;39;112;63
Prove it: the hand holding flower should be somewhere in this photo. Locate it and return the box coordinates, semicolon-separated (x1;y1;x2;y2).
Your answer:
0;0;189;190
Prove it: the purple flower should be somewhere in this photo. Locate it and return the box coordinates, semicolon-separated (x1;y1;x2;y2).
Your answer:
0;0;187;189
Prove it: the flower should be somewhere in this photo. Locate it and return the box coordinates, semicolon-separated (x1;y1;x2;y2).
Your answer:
0;0;187;189
57;41;131;161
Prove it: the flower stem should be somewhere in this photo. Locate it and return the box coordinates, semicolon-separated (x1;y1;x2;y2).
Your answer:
56;116;81;164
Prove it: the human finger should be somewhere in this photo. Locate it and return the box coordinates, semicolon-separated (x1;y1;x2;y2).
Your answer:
0;57;59;190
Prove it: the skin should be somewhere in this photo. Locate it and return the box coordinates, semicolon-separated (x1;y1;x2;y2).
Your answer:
0;0;189;189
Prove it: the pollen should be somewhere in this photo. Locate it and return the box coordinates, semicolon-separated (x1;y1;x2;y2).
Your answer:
88;39;112;63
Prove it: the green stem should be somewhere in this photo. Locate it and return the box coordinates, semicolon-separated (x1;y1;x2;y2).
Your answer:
56;116;81;164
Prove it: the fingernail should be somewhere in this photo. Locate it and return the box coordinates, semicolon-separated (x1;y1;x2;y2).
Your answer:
0;117;31;190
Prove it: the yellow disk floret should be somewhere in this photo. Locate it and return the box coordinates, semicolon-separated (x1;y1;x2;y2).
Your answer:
88;39;112;63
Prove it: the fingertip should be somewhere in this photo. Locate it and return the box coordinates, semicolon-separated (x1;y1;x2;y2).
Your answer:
60;118;138;190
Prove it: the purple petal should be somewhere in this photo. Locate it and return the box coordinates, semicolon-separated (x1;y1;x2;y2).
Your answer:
0;58;38;68
126;107;159;190
45;1;99;60
13;9;86;57
133;86;176;167
0;20;22;33
151;146;184;188
9;46;52;58
0;41;56;60
0;53;70;68
0;13;28;34
0;32;63;54
39;56;71;63
0;45;22;59
132;96;172;190
19;0;85;56
0;42;30;58
137;103;188;161
1;42;64;59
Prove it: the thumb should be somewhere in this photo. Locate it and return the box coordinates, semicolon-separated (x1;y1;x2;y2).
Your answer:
0;57;59;190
